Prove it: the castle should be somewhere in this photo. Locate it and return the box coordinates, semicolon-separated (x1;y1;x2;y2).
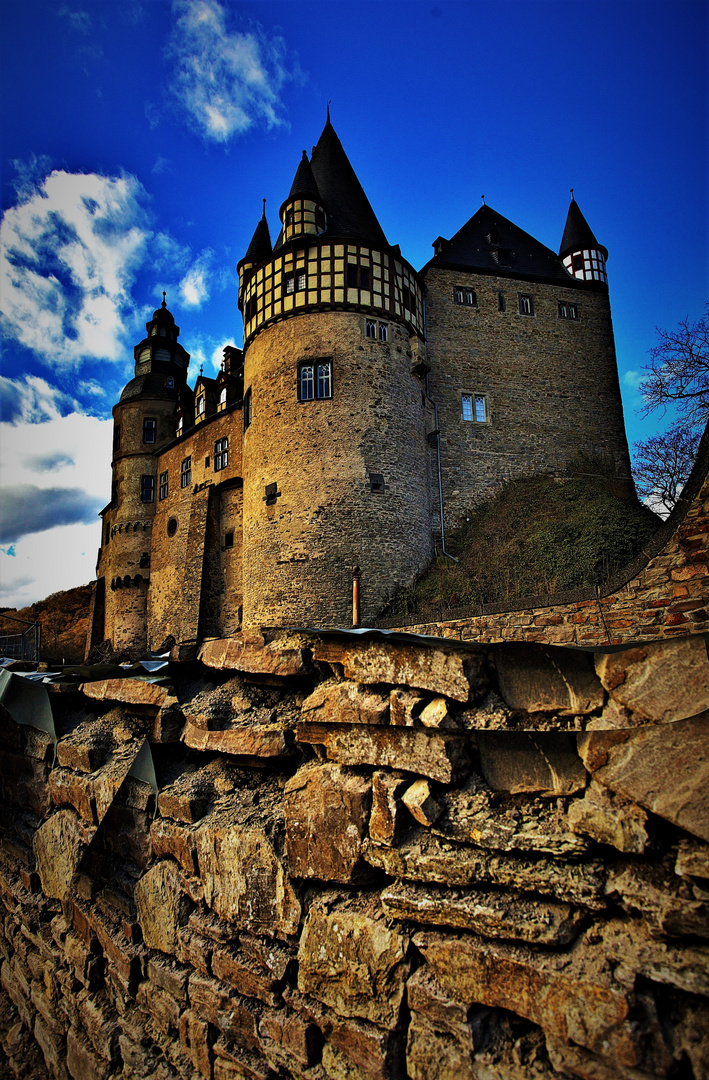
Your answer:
86;114;633;657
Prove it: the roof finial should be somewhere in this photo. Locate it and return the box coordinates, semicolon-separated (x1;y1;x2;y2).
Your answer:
199;364;203;376
327;99;331;123
570;188;575;202
262;198;266;218
161;291;167;308
481;195;485;206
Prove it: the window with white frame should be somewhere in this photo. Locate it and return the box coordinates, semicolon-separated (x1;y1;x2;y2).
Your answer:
365;319;388;341
299;360;332;401
215;437;228;471
159;470;169;500
143;417;157;443
453;287;477;306
462;393;488;423
180;457;191;488
558;301;579;320
518;294;534;316
196;395;205;416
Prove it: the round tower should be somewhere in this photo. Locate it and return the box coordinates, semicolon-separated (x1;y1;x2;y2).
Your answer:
239;116;433;629
559;194;608;283
97;297;191;654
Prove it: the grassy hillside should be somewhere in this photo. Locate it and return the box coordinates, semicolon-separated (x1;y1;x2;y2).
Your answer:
0;583;93;664
381;470;660;624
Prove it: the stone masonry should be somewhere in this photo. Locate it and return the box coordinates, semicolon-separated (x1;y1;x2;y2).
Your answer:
1;619;708;1080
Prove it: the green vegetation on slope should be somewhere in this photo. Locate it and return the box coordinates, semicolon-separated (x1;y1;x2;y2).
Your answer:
382;469;660;623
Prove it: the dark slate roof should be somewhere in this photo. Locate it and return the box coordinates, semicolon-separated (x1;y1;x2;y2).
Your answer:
422;204;573;285
119;372;184;404
308;118;388;247
559;199;608;259
286;151;321;204
243;211;273;264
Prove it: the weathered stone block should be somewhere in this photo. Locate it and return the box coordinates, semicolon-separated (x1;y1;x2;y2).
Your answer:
149;817;198;873
302;680;390;725
199;636;306;677
389;688;426;726
182;717;291;757
382;882;584;945
195;817;300;936
34;1014;69;1080
476;731;587;795
494;643;604;714
364;830;606;908
402;779;442;826
212;945;281;1006
595;635;709;722
296;722;469;783
179;1009;213;1079
80;678;176;711
312;639;485;702
407;1013;474;1080
606;860;709;938
33;811;94;901
566;779;648;853
369;771;408;846
66;1025;110;1080
675;837;709;879
284;763;371;882
134;860;192;954
578;712;709;842
297;897;410;1029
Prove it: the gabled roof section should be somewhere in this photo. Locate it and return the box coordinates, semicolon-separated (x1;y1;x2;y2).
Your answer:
309;117;388;247
559;198;608;260
423;204;572;286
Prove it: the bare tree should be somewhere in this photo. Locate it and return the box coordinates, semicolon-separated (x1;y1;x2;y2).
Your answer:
633;423;700;516
639;303;709;429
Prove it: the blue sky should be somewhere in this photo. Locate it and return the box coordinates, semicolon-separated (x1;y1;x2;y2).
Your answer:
1;0;707;609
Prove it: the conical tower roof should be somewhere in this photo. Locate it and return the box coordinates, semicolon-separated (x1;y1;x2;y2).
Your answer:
559;198;607;260
309;115;388;246
243;205;273;265
286;150;321;204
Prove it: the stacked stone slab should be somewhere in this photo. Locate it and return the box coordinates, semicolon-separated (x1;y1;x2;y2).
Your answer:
1;627;708;1079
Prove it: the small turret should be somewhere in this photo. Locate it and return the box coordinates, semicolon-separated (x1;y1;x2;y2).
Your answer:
237;202;272;307
279;151;327;245
560;194;608;284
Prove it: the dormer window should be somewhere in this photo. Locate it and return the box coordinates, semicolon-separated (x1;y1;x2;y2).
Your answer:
196;396;205;416
219;386;227;405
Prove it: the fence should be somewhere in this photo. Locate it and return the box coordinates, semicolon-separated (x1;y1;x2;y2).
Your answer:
0;613;41;662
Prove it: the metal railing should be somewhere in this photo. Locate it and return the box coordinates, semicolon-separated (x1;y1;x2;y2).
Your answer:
0;614;41;662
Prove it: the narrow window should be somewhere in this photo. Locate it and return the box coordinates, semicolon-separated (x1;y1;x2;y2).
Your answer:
297;270;307;291
244;387;252;429
159;470;169;500
558;302;579;320
143;417;157;443
378;322;388;342
141;475;155;502
317;361;332;399
224;531;234;549
569;303;578;320
559;301;568;319
105;525;110;545
300;363;315;401
219;386;227;407
462;394;474;422
454;287;476;306
165;376;175;389
402;285;415;312
265;482;278;506
518;294;534;316
572;254;584;272
474;395;487;422
139;552;150;568
176;413;184;435
180;457;192;488
245;296;257;321
215;437;228;471
366;319;377;339
498;292;506;312
360;267;370;290
113;425;121;451
347;264;358;288
196;395;205;416
369;473;385;492
285;274;295;295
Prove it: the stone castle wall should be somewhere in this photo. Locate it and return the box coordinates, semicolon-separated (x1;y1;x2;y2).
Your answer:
1;626;708;1080
242;311;434;629
424;269;633;530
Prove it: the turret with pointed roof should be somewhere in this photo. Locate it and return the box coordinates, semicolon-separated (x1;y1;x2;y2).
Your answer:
559;196;608;284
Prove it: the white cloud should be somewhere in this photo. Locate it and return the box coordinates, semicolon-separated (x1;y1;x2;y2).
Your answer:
0;169;151;368
0;375;80;424
0;522;103;609
179;249;214;307
622;369;644;391
168;0;295;143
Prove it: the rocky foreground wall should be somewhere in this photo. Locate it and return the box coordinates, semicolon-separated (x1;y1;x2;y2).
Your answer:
1;629;708;1080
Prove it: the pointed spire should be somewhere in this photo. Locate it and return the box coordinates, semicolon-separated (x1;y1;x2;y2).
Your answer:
559;197;607;260
161;291;167;308
310;117;388;246
243;205;273;264
286;150;321;204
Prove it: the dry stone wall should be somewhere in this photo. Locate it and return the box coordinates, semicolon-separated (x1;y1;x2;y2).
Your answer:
1;627;708;1080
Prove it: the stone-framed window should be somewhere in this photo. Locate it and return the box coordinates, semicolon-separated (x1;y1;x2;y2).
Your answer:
462;393;488;423
159;470;169;500
141;475;155;502
113;425;121;451
215;437;228;471
365;319;388;341
369;473;385;492
518;294;534;316
299;360;332;402
224;531;234;549
143;417;157;444
180;457;192;488
244;387;252;429
558;301;579;320
453;287;477;306
498;292;506;312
